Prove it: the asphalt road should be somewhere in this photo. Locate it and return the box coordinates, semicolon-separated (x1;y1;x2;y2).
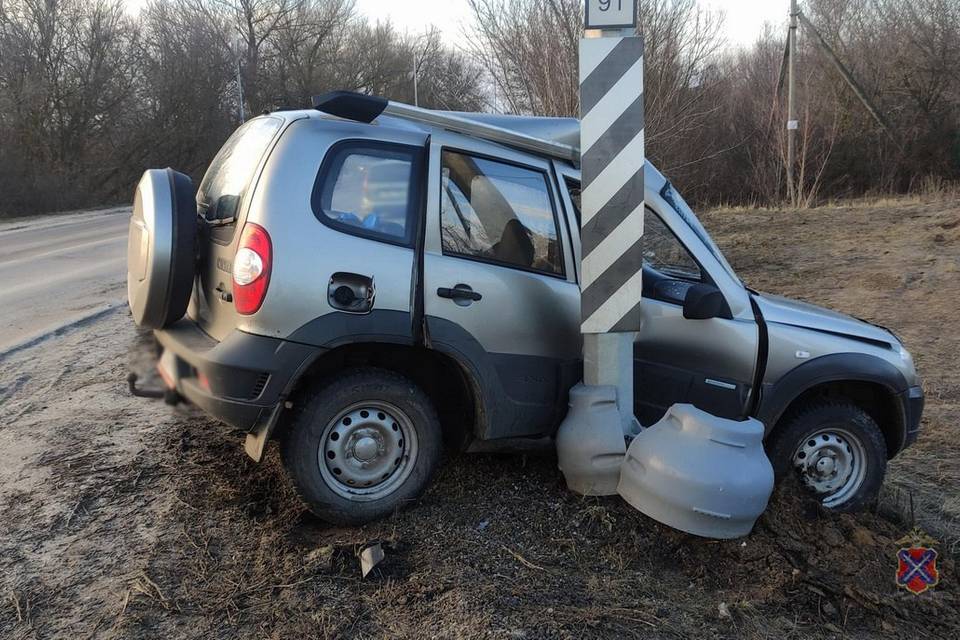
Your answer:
0;208;130;354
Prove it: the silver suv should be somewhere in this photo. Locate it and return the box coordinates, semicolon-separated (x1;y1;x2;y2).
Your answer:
127;92;923;524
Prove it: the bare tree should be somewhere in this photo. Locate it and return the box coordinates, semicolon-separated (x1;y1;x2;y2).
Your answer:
0;0;957;217
465;0;728;189
466;0;579;116
0;0;137;212
269;0;355;106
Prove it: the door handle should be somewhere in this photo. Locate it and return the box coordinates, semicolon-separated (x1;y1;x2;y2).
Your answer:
437;285;482;302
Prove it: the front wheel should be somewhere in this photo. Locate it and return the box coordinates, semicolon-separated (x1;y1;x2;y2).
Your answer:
766;401;887;511
281;368;443;525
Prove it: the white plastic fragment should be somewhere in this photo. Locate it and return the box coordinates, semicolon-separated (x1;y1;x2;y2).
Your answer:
556;384;626;496
617;404;775;539
359;543;384;577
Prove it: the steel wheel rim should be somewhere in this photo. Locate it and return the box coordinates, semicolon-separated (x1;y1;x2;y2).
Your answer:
792;426;867;507
317;400;419;502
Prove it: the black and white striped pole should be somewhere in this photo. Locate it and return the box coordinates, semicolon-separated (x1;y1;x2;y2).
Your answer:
557;0;645;496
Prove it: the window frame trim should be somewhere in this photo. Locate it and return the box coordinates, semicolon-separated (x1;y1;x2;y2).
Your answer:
311;138;425;249
437;146;568;280
641;205;707;284
560;174;715;289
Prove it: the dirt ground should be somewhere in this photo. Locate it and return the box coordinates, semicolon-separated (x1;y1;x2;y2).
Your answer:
2;195;959;639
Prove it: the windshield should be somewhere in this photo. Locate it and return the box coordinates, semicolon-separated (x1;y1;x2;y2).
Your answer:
659;181;741;284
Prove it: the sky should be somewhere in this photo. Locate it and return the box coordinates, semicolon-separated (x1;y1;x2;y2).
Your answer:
122;1;790;49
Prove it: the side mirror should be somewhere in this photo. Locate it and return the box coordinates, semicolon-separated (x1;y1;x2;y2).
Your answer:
683;283;731;320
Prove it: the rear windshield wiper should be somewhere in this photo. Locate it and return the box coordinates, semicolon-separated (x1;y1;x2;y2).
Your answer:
199;214;236;227
197;196;238;227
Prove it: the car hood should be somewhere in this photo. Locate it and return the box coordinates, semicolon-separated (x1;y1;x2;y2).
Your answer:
753;293;897;347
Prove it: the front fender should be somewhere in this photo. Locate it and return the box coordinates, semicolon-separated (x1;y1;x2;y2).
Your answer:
756;352;909;440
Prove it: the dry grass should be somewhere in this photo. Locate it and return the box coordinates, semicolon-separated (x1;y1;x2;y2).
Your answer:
707;182;960;214
1;194;959;638
702;193;960;548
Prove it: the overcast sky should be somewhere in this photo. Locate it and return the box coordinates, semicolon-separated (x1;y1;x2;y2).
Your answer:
123;1;790;49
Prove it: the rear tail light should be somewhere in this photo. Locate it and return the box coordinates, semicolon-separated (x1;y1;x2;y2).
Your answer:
233;223;272;314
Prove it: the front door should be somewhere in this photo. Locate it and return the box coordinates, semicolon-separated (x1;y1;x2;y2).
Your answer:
556;170;759;426
633;206;759;424
422;134;581;439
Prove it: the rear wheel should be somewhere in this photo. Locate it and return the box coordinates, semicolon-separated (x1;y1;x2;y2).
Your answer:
281;368;442;525
767;401;887;511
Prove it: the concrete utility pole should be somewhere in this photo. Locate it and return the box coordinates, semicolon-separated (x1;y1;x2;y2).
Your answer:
786;0;798;206
412;53;419;107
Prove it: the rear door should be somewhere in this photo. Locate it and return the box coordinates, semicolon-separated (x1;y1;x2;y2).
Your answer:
422;133;581;439
192;116;286;340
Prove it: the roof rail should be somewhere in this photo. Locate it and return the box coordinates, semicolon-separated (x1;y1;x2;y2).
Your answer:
312;91;580;166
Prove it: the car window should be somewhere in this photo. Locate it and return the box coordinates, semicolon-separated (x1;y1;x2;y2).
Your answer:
199;116;282;222
660;180;739;283
561;178;700;282
564;177;582;224
644;208;701;281
440;151;563;276
315;144;418;243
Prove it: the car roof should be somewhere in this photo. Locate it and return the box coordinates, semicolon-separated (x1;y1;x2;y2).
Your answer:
266;108;437;136
267;107;577;162
261;108;662;184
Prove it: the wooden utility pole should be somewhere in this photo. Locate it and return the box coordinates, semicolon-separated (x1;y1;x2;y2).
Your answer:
777;2;897;205
797;11;896;140
786;0;798;206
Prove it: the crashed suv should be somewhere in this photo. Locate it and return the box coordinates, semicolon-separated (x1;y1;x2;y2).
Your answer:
127;92;923;525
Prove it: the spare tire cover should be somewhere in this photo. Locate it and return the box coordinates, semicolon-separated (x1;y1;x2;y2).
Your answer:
127;168;197;329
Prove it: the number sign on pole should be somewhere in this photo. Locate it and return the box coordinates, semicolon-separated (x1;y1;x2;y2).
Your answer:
585;0;637;31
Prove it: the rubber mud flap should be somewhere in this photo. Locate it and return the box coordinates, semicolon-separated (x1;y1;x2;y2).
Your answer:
127;168;197;329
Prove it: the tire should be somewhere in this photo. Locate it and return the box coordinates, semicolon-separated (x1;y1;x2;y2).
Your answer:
281;368;443;525
127;168;197;329
766;400;887;511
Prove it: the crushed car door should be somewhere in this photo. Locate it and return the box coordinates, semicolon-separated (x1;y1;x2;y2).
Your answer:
632;203;759;424
557;173;759;425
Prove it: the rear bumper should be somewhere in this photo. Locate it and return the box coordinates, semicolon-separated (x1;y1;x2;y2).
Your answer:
899;385;925;451
154;319;323;431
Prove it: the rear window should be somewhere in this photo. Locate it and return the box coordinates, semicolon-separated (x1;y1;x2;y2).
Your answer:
312;142;421;245
198;116;283;222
